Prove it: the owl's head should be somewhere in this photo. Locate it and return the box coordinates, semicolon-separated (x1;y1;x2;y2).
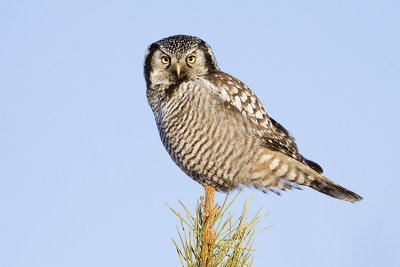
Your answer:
144;35;220;89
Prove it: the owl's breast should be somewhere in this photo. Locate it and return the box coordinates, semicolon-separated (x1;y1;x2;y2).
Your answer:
156;81;212;165
152;80;258;189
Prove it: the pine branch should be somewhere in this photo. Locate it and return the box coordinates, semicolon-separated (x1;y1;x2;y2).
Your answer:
200;185;219;266
168;187;270;266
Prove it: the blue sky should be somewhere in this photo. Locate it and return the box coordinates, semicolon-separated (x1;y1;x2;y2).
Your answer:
1;1;399;266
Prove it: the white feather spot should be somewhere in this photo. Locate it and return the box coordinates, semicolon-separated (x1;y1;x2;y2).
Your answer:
297;172;305;184
240;92;247;102
253;170;267;179
220;89;230;101
277;180;286;189
275;164;288;177
259;154;272;163
231;86;238;94
233;95;242;110
269;158;280;170
287;168;297;181
246;104;253;114
255;111;263;119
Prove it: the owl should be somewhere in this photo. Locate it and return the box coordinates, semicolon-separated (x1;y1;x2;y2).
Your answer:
144;35;362;202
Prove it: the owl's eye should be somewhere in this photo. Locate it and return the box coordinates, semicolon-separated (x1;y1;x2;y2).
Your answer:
186;55;196;64
161;56;170;64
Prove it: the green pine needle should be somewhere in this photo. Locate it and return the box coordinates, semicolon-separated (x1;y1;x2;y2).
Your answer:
167;189;271;267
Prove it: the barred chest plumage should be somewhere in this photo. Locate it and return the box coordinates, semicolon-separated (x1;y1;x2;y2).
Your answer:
149;79;260;190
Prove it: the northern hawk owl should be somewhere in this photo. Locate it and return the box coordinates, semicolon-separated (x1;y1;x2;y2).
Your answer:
144;35;362;202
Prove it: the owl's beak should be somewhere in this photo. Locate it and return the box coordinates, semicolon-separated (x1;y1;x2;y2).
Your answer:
176;63;181;78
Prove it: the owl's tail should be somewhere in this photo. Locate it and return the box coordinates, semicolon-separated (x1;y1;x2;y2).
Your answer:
307;174;363;202
252;151;363;202
291;157;363;202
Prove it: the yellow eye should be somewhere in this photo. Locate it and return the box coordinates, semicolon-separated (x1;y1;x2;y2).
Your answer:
186;55;196;64
161;56;170;64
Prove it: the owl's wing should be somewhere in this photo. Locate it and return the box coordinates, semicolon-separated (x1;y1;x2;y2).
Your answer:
202;72;323;174
268;117;323;173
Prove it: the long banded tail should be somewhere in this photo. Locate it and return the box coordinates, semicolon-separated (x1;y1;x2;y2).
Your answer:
251;150;363;202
